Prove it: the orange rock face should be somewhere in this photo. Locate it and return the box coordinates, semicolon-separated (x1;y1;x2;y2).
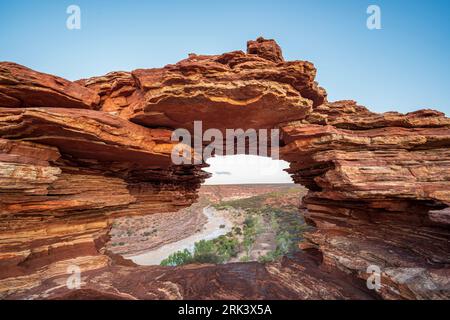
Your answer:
78;37;326;133
280;101;450;299
0;63;99;109
0;38;449;299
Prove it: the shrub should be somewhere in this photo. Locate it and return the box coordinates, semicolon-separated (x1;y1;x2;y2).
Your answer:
160;249;193;266
276;231;293;255
193;240;222;264
160;235;240;266
215;237;239;259
244;216;257;229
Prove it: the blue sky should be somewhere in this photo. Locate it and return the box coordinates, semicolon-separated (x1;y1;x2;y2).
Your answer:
1;0;449;184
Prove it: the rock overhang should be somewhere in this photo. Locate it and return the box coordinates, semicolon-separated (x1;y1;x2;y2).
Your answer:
0;38;449;299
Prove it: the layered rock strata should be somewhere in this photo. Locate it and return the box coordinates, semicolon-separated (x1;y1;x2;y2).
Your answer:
0;38;449;299
9;252;375;300
280;101;450;299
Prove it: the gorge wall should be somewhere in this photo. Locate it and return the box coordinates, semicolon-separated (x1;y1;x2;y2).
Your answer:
0;38;449;299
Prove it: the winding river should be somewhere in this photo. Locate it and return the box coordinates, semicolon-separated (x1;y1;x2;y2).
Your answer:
126;206;233;266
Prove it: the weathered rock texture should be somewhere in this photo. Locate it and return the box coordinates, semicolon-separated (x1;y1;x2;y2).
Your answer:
9;252;374;300
0;38;449;299
76;37;326;133
281;101;450;299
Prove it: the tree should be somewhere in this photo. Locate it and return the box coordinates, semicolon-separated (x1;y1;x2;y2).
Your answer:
193;240;221;264
160;249;193;266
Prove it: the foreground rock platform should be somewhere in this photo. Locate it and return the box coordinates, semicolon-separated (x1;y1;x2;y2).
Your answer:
8;252;375;300
0;38;449;299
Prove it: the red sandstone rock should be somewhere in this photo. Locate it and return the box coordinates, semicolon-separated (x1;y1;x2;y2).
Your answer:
0;62;99;109
280;100;450;299
9;252;376;300
247;37;284;63
0;39;449;300
79;40;326;132
0;107;176;166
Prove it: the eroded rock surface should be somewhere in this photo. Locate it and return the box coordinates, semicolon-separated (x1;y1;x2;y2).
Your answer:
0;63;99;109
281;101;450;299
9;252;375;300
77;37;326;132
0;38;449;299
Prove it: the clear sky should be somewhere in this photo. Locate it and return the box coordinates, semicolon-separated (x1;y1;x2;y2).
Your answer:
1;0;449;184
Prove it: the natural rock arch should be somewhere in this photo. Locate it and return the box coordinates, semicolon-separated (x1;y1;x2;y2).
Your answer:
0;38;449;299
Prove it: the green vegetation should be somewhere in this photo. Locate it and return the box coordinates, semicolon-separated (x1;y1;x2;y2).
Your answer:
258;231;294;263
161;234;239;266
242;215;260;255
215;187;310;264
233;226;242;235
160;249;193;266
161;187;309;266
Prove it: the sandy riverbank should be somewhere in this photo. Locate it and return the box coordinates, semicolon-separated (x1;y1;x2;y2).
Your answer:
126;206;234;265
